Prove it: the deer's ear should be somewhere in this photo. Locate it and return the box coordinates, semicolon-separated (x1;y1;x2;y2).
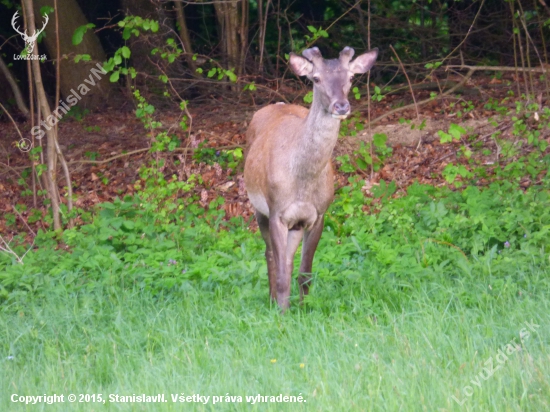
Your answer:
349;48;378;74
289;53;313;77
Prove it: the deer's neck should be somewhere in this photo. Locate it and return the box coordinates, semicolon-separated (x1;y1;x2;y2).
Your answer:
293;92;341;177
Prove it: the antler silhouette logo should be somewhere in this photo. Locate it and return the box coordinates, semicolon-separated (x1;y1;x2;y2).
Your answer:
11;11;49;55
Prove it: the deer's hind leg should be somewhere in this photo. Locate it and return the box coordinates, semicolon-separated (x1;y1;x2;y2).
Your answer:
257;212;277;302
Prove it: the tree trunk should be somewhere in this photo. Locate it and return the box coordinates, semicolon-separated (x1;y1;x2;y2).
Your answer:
32;0;111;110
22;0;62;230
0;56;29;117
175;2;197;72
213;0;247;75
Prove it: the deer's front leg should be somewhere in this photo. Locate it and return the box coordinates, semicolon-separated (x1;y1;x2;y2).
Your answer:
269;216;290;310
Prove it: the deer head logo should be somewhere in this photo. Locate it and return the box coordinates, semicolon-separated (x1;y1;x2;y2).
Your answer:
11;11;49;55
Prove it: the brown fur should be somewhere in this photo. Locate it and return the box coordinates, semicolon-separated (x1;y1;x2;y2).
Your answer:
244;47;378;310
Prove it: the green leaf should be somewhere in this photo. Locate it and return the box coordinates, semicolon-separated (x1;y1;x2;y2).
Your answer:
356;157;367;170
40;6;54;15
103;58;115;72
449;123;466;140
307;25;317;33
74;54;91;63
372;180;387;198
373;133;387;148
207;68;217;78
225;70;237;82
109;70;120;82
72;23;95;46
122;27;132;40
122;220;135;230
340;203;353;214
438;130;452;143
387;181;397;197
150;21;159;32
121;46;131;59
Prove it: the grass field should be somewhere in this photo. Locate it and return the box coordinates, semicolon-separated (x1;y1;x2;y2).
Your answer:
2;182;550;411
1;276;549;411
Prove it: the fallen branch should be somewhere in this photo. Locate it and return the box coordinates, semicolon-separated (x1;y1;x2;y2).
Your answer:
429;151;456;167
0;102;24;142
0;235;34;265
67;144;244;165
13;205;37;237
445;64;549;73
390;45;422;150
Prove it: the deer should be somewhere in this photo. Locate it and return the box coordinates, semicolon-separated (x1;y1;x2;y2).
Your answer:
11;11;49;55
244;46;378;311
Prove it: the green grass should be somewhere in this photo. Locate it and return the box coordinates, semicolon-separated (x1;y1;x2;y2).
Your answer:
2;181;550;411
1;268;550;411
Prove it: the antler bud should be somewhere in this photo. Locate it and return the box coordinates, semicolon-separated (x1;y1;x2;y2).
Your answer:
339;46;355;67
302;47;323;66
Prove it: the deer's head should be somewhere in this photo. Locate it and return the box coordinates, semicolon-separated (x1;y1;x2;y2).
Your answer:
289;46;378;119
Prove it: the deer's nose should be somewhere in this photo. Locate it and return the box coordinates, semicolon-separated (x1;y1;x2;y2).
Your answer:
333;101;350;115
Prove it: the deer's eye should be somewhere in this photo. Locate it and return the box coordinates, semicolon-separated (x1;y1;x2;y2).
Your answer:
313;76;320;83
349;75;354;81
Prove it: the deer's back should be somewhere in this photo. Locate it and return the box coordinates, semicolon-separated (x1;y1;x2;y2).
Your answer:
246;103;308;145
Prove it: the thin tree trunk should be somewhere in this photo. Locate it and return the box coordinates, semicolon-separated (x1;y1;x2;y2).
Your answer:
0;56;29;117
258;0;271;73
175;1;196;72
239;0;248;74
22;0;62;230
54;0;74;228
27;56;37;208
214;0;246;75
